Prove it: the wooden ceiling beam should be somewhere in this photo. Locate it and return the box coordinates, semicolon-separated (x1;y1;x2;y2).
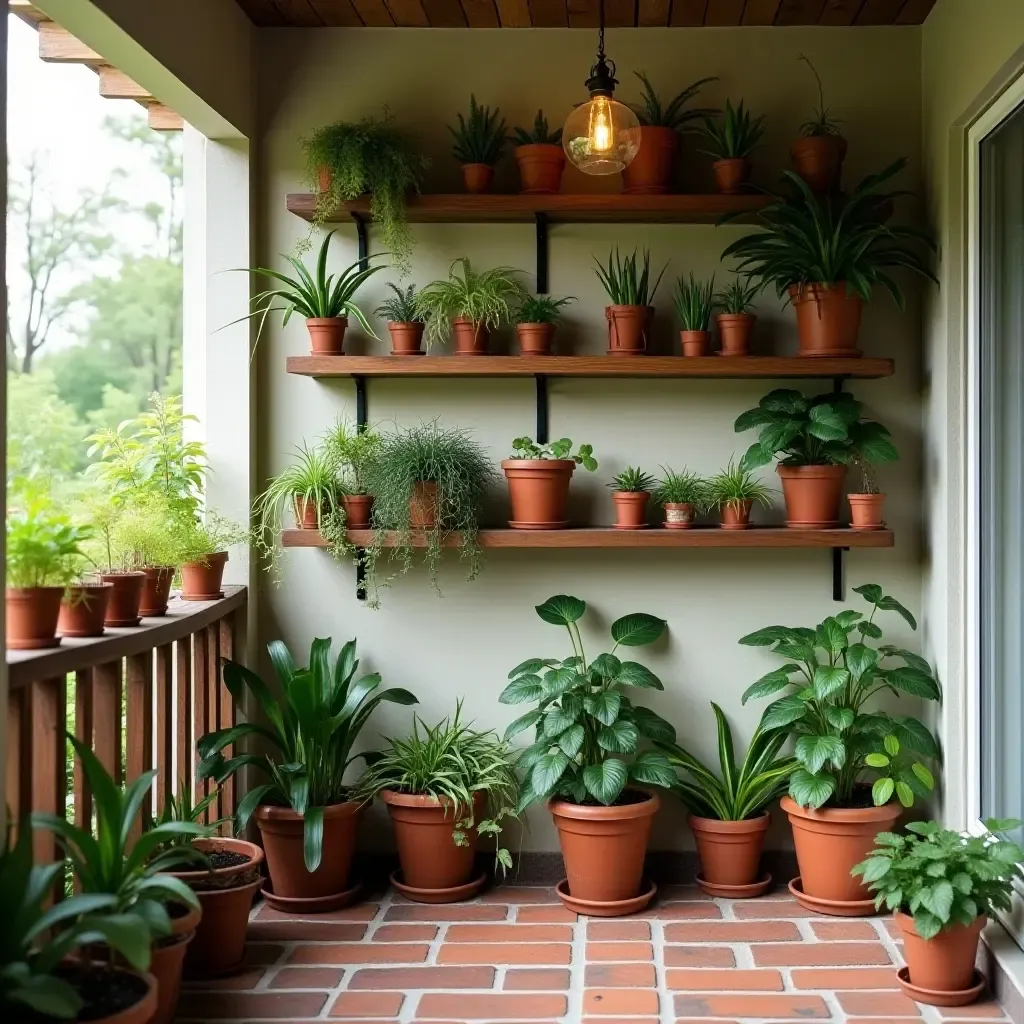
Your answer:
97;65;153;101
147;103;185;132
37;20;104;64
10;0;47;27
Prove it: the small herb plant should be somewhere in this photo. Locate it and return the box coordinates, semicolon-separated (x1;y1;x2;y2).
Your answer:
673;273;716;331
449;95;507;166
175;511;248;565
708;458;773;510
629;72;718;132
715;277;759;315
513;110;562;146
740;583;941;809
700;99;765;160
609;467;655;493
324;421;382;497
798;54;842;137
6;499;91;589
502;595;677;808
594;248;668;306
517;295;575;325
375;282;427;324
653;468;710;509
853;819;1024;938
510;437;598;471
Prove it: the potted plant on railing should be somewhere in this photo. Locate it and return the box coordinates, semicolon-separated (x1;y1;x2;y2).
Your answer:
652;467;710;529
503;436;597;530
512;110;565;194
595;247;667;356
848;450;891;530
58;565;112;639
175;512;247;602
708;458;772;530
449;95;506;194
659;703;796;897
608;466;655;530
854;819;1023;1006
624;71;717;194
199;636;418;911
791;55;846;193
375;282;429;355
700;98;765;194
714;276;759;356
740;583;941;915
735;388;897;528
325;420;382;529
503;595;676;915
358;704;518;903
674;272;715;356
515;295;575;356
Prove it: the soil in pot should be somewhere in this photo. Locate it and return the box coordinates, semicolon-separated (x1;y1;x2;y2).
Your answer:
849;493;887;530
58;583;112;639
720;499;753;530
100;571;146;628
515;144;565;194
790;135;847;193
409;481;439;530
139;565;175;617
453;318;490;355
777;464;847;528
716;313;755;356
663;502;697;529
341;494;374;530
689;812;769;889
681;330;711;357
517;322;556;356
6;586;66;650
387;322;425;356
502;459;575;529
306;317;348;356
462;163;494;193
613;492;649;530
180;551;228;601
606;305;651;356
294;495;325;530
51;964;156;1024
713;157;751;194
622;127;679;194
790;284;864;357
895;911;985;996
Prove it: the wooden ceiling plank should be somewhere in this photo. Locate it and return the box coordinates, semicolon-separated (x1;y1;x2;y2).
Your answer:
233;0;289;24
741;0;781;24
774;0;825;24
10;1;48;28
386;0;431;25
273;0;326;25
531;0;569;26
421;0;468;24
350;0;394;24
670;0;706;25
37;21;103;64
494;0;531;23
638;0;671;26
567;0;599;26
306;0;363;24
854;0;904;23
98;66;152;101
460;0;500;26
703;0;746;25
147;103;184;132
816;0;863;24
604;0;638;26
895;0;937;24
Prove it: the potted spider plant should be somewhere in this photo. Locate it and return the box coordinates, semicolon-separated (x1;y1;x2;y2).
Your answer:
375;282;428;355
608;466;655;530
659;703;796;897
512;110;565;194
516;294;575;356
714;276;759;356
624;72;717;194
325;421;382;530
418;257;527;355
595;247;667;356
673;272;715;356
792;55;846;193
653;467;710;529
449;95;506;194
848;449;892;530
359;704;518;903
503;436;597;529
708;458;773;529
700;98;765;194
254;441;340;551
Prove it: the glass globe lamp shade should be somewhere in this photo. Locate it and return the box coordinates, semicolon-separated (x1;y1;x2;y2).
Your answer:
563;94;641;176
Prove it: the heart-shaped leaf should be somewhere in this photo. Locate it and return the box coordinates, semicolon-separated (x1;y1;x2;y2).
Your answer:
597;720;639;754
610;613;666;647
616;662;663;689
535;595;586;626
582;759;628;805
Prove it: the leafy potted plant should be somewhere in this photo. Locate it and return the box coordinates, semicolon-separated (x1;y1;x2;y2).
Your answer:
608;466;655;530
848;450;890;531
58;572;112;639
659;703;795;897
516;294;575;355
503;437;597;529
652;467;710;529
84;500;148;627
325;420;382;530
791;55;846;193
503;595;676;915
735;388;897;528
199;636;418;910
708;458;772;530
855;819;1023;1006
449;95;506;194
624;72;717;194
714;276;759;356
700;98;765;194
673;272;715;356
513;110;565;194
358;705;518;903
740;583;941;915
418;258;527;355
594;247;667;356
375;282;428;355
176;512;247;602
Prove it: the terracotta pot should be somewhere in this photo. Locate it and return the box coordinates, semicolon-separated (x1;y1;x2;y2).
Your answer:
461;163;494;194
781;794;901;905
306;317;348;355
100;572;146;627
550;791;659;904
58;583;112;638
849;493;887;530
317;164;332;194
790;135;847;192
254;801;362;900
179;552;228;601
387;321;425;356
502;459;575;529
409;481;439;529
720;499;753;530
896;911;985;994
790;283;864;357
294;495;325;530
716;313;756;356
777;464;847;528
6;586;64;650
342;494;374;530
139;565;175;617
680;329;711;357
606;305;652;355
381;790;484;894
713;157;751;194
689;812;769;887
149;903;201;1024
663;502;697;529
613;491;649;530
60;967;157;1024
515;143;565;194
622;126;679;194
452;317;490;355
517;322;556;356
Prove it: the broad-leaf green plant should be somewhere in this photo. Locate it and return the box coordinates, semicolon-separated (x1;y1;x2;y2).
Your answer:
510;437;598;471
673;273;716;331
6;498;91;589
629;72;718;131
594;247;667;306
449;96;507;166
700;99;765;160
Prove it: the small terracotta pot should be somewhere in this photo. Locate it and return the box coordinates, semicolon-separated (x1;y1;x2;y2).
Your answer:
317;164;332;195
517;322;556;356
179;552;228;601
680;329;711;357
461;163;495;193
100;571;146;627
342;494;374;530
452;317;490;355
515;143;565;194
720;499;753;530
613;491;649;530
6;586;65;650
58;583;112;638
306;317;348;355
139;565;175;617
790;135;847;192
689;812;769;887
294;495;325;530
622;126;679;194
896;911;985;995
713;157;751;194
502;459;575;529
606;305;652;355
790;284;864;357
387;321;425;356
254;801;362;900
150;902;201;1024
777;464;847;528
663;502;697;529
716;313;756;356
409;481;439;529
849;493;887;530
550;791;659;906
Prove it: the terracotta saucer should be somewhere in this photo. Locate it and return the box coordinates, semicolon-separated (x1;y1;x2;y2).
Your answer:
555;878;657;917
696;872;773;899
390;869;487;905
260;879;362;914
897;966;987;1007
788;876;878;917
106;617;141;628
613;524;649;531
507;520;570;530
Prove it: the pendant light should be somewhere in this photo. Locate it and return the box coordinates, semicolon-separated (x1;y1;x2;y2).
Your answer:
562;0;640;175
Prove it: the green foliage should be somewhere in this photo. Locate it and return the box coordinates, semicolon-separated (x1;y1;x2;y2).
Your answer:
324;421;383;497
199;637;418;872
6;496;91;589
853;819;1024;939
707;458;773;509
449;95;507;165
175;511;249;564
673;273;716;331
797;54;842;137
510;437;598;471
629;72;718;131
609;466;655;493
594;248;667;306
739;584;941;809
516;294;575;325
152;782;224;848
96;492;187;571
700;99;765;160
503;595;676;808
652;468;711;509
714;276;759;315
512;110;562;147
658;703;797;820
375;282;427;324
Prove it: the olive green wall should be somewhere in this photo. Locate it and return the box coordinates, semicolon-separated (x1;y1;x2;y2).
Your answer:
255;27;926;853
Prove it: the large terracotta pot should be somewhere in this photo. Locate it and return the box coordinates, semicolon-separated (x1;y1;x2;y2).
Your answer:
713;157;751;194
717;313;755;356
387;321;425;356
663;502;697;529
502;459;575;529
100;571;146;627
895;911;985;994
613;492;649;530
720;499;753;530
306;317;348;355
461;163;494;194
149;903;201;1024
452;318;490;355
58;583;112;638
254;801;362;900
790;135;847;192
622;126;679;194
179;552;228;601
409;481;440;529
515;144;565;194
689;812;769;887
6;586;65;650
849;493;887;530
606;305;652;355
777;464;847;528
341;494;374;530
517;322;556;356
790;283;864;357
680;329;711;357
139;565;175;617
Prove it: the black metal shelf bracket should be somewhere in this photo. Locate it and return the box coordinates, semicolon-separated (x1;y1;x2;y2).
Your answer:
535;213;549;294
354;373;368;602
351;212;368;273
535;374;549;444
832;546;849;602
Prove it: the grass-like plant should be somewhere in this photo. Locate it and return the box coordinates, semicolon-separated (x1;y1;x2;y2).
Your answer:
673;273;716;331
512;110;562;146
324;421;382;497
609;467;655;493
152;780;225;849
449;95;507;165
652;468;710;509
6;498;91;589
516;294;575;325
798;54;842;137
629;72;718;131
715;276;759;315
707;458;773;510
175;511;249;564
510;437;598;471
375;282;427;324
594;247;667;306
700;99;765;160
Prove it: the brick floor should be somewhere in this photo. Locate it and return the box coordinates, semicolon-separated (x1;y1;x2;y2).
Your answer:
177;884;1010;1023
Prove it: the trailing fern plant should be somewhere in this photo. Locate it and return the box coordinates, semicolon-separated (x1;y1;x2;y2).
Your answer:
629;72;718;131
512;110;562;146
449;96;507;165
594;248;668;306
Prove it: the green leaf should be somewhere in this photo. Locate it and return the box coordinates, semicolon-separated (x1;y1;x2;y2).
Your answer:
817;617;850;657
878;595;917;629
920;880;954;922
825;707;855;731
616;662;663;689
508;658;551;679
813;665;850;700
590;653;622;679
585;691;622;726
598;720;639;754
858;856;893;883
761;694;808;731
865;752;890;768
857;621;883;639
611;612;666;647
739;625;805;647
854;583;884;605
872;777;895;805
504;709;542;740
558;724;585;758
628;706;677;743
303;806;324;872
542;667;581;698
536;595;586;625
883;667;941;700
789;768;835;809
883;734;901;757
795;734;845;775
895;781;915;807
499;675;545;704
911;762;935;789
742;666;800;704
845;643;878;682
629;750;677;789
544;704;581;737
582;759;628;805
531;751;570;796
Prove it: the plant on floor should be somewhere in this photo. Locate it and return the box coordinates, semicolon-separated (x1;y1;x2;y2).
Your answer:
652;468;710;509
594;247;667;306
700;99;765;160
629;72;718;131
715;277;759;315
608;467;655;494
516;295;575;325
512;110;562;146
740;583;941;809
449;95;507;166
6;498;91;589
673;273;716;331
797;54;842;138
374;282;428;324
707;458;773;510
509;437;598;470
